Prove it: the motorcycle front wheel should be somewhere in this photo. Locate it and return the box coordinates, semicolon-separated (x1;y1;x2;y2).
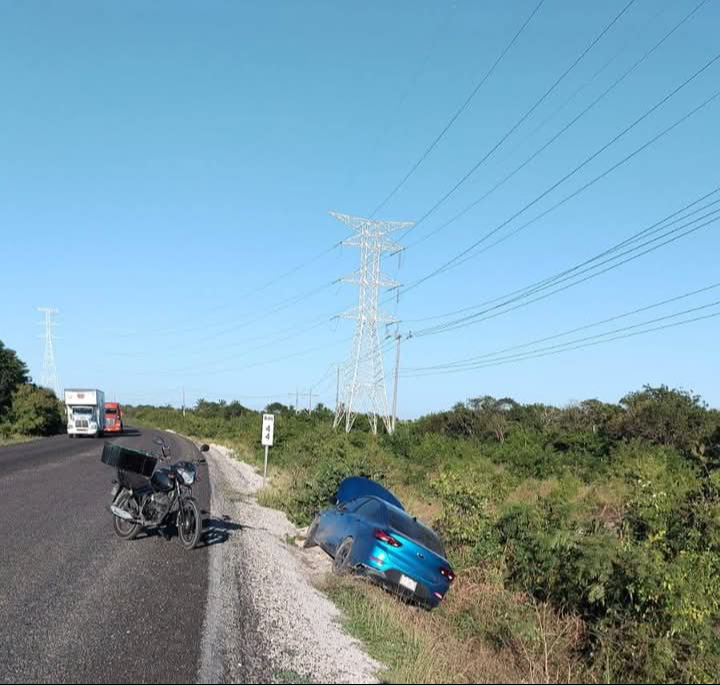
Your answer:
113;491;141;541
178;497;202;549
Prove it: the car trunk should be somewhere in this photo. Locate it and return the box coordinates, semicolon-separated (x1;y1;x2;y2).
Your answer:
383;529;447;588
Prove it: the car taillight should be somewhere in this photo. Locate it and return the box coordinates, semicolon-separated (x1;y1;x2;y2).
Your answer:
374;530;402;548
440;567;456;582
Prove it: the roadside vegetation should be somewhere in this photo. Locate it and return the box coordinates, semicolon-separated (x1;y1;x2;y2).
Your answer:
0;339;64;442
126;386;720;684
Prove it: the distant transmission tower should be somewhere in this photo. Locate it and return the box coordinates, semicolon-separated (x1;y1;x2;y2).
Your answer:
38;307;60;397
331;211;414;434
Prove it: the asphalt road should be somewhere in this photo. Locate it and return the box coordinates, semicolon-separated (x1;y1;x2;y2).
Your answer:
0;428;212;684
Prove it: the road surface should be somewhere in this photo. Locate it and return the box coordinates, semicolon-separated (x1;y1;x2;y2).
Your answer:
0;428;211;684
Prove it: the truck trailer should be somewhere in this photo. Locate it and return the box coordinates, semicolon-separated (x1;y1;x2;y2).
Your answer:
64;389;105;438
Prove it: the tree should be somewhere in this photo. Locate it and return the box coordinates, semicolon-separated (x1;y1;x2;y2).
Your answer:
265;401;291;415
224;400;247;418
560;399;623;435
618;385;713;456
313;403;334;421
468;395;519;443
6;384;64;435
0;340;29;417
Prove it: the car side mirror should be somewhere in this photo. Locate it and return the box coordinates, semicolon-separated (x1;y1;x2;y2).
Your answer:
200;444;209;452
337;502;347;512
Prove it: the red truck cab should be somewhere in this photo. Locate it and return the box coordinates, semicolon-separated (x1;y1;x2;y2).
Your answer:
104;402;124;433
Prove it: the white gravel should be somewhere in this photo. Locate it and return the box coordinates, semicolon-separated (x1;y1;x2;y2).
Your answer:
198;444;379;684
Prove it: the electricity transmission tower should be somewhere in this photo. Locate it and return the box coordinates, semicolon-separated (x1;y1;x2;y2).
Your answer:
331;211;413;434
38;307;60;397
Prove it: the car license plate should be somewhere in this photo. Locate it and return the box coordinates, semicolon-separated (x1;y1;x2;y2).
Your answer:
399;575;417;592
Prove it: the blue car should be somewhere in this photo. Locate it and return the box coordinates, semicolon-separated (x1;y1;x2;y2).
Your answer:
304;477;455;608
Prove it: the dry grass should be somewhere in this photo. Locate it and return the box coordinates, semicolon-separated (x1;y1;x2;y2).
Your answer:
0;434;38;446
508;478;561;505
324;568;590;685
392;483;444;525
257;468;296;510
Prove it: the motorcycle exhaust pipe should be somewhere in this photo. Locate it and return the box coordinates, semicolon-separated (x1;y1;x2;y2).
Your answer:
111;504;137;522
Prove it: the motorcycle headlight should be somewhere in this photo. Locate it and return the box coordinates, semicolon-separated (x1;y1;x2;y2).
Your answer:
176;466;196;485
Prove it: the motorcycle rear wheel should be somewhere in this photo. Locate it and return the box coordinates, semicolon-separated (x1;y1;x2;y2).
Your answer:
178;497;202;549
113;491;141;541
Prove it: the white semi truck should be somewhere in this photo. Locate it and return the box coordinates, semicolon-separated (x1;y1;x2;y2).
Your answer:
64;389;106;438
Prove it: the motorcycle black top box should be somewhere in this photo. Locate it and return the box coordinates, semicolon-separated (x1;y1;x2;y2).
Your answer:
101;442;157;477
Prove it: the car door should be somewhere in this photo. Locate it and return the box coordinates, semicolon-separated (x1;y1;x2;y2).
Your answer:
324;497;368;553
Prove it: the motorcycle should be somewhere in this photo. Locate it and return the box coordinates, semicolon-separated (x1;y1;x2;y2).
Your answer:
103;437;210;549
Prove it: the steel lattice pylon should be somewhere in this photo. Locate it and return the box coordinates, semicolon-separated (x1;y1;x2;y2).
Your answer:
38;307;60;397
331;211;413;434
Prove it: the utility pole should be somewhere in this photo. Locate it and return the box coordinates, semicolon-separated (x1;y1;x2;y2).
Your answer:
182;387;186;417
37;307;60;397
330;211;413;434
296;388;299;412
307;389;314;413
391;332;402;433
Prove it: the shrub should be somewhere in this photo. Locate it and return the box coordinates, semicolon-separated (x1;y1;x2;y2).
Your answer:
5;384;64;436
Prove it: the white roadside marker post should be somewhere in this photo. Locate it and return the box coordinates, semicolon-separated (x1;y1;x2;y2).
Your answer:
261;413;275;487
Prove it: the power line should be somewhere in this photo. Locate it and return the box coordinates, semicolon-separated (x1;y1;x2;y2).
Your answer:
407;187;720;325
397;61;720;300
122;334;354;378
484;0;674;187
108;242;342;340
370;0;548;217
344;1;457;196
403;0;711;252
395;0;640;241
404;301;720;377
106;308;336;359
447;91;720;279
409;190;720;334
407;281;720;372
110;278;338;355
412;209;720;338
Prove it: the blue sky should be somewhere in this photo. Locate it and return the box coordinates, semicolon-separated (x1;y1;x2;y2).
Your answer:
1;0;719;416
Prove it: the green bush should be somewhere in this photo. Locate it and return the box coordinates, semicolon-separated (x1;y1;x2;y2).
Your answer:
0;341;29;417
3;384;64;436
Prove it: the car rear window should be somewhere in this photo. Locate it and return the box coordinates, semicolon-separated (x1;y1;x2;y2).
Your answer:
355;499;386;524
388;510;446;556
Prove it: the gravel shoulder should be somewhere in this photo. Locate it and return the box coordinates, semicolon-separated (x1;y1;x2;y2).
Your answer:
199;444;380;685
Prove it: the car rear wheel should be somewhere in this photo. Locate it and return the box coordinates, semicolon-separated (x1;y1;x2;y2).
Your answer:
303;515;320;549
333;537;354;575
